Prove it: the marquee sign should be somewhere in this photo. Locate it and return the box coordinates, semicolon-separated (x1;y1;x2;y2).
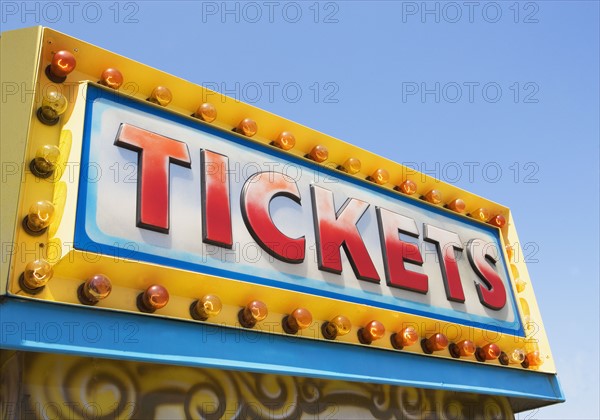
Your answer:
2;29;562;411
76;88;521;336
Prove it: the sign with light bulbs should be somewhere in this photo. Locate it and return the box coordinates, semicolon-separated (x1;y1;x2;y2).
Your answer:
75;86;521;336
2;29;562;413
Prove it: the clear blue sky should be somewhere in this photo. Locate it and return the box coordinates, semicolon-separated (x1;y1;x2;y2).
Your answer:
2;1;598;418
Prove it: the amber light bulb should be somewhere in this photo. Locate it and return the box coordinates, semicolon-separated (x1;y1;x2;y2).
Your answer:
475;343;501;362
30;145;61;178
238;300;268;328
489;214;507;228
37;91;69;126
46;50;76;82
193;102;217;122
424;189;442;205
191;294;222;321
515;278;527;293
447;198;466;213
235;118;258;137
358;320;385;345
421;333;448;354
449;340;476;358
99;68;124;89
78;274;112;305
20;259;54;294
308;145;328;163
22;200;55;236
524;351;543;368
283;307;313;335
273;131;296;150
137;284;169;313
148;86;173;106
321;315;352;340
471;207;490;222
369;168;390;185
391;326;419;350
397;179;417;195
340;157;361;174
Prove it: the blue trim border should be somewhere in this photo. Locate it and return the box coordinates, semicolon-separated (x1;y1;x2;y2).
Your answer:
1;298;564;408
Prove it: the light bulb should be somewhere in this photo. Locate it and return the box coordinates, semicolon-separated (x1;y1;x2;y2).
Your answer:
370;168;389;185
321;315;352;340
191;294;222;321
308;145;328;163
30;145;61;178
194;102;217;122
37;91;68;125
515;278;527;293
238;300;268;328
283;307;313;334
341;158;361;174
476;343;501;362
99;68;124;89
271;131;295;150
397;179;417;195
20;259;53;293
449;340;476;358
447;198;466;213
424;190;442;204
236;118;258;137
148;86;172;106
137;284;169;313
421;333;448;354
524;351;543;368
46;50;76;82
489;214;506;228
358;320;385;345
471;208;490;222
391;326;419;349
22;200;55;236
78;274;112;305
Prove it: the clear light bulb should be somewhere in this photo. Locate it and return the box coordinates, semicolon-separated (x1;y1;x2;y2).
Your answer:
23;200;55;235
37;91;68;125
31;145;61;178
22;259;54;291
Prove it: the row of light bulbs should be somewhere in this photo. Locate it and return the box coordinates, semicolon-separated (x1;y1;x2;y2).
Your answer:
19;258;541;369
37;50;507;228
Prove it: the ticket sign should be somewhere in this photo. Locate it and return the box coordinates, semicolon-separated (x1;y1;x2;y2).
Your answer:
76;85;522;336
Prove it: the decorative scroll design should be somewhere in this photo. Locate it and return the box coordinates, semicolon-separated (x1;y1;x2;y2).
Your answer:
3;352;513;419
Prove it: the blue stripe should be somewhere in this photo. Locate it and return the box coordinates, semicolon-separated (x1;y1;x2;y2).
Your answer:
0;298;564;406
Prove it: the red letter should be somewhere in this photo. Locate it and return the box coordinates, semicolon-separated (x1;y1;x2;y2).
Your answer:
115;124;191;233
311;185;380;283
201;150;232;248
376;207;428;293
424;224;465;303
241;172;305;263
467;239;507;310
